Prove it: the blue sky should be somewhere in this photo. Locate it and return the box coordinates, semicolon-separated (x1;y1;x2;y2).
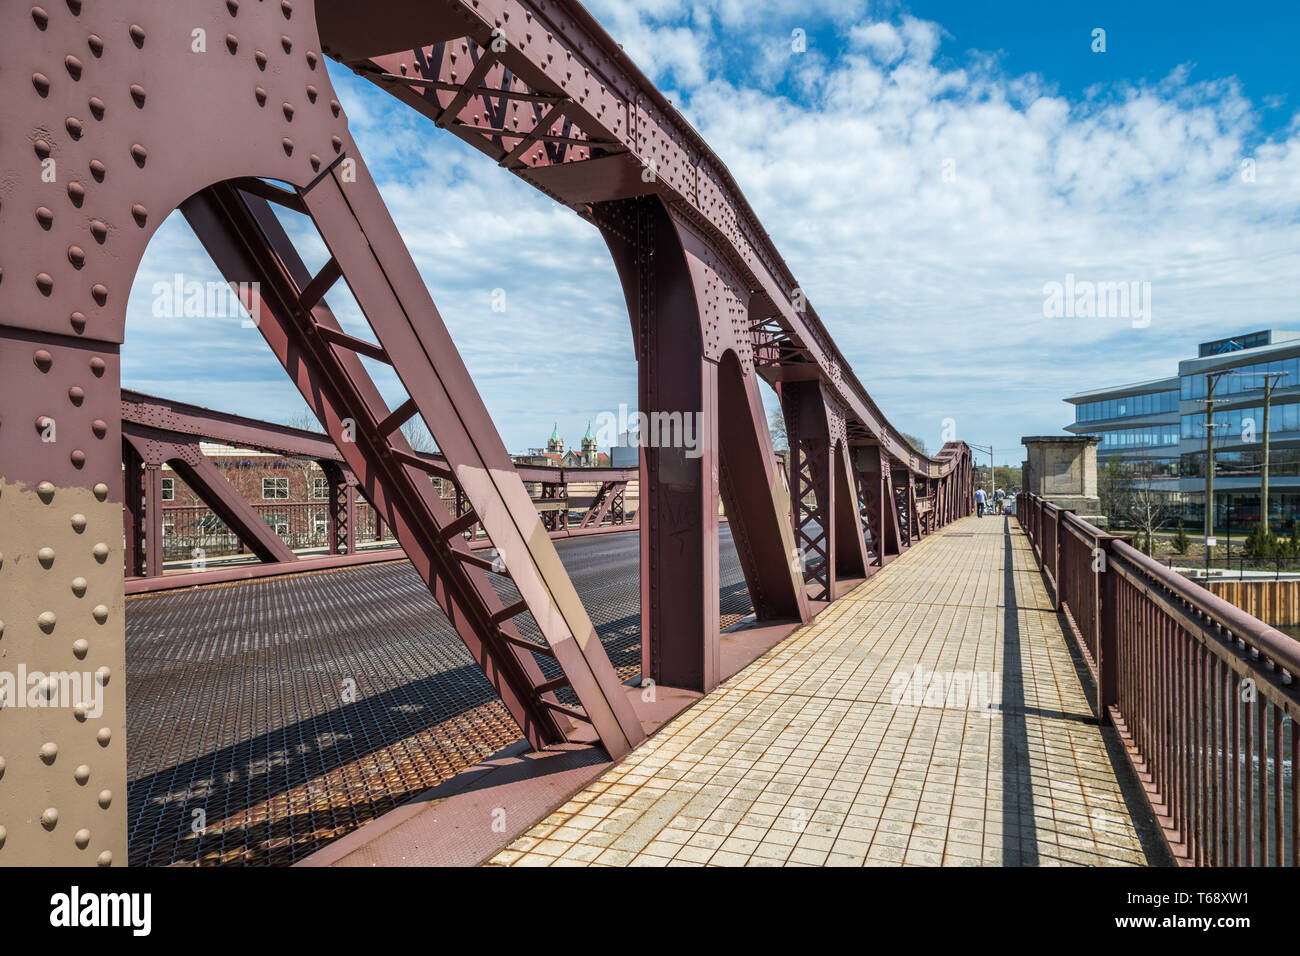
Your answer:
121;0;1300;468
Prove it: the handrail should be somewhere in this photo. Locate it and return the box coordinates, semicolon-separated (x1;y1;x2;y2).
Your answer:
1017;491;1300;866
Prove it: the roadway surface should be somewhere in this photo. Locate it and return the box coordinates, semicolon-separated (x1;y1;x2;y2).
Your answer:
125;526;754;866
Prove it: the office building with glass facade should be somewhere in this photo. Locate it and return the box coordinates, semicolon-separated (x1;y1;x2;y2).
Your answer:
1065;330;1300;531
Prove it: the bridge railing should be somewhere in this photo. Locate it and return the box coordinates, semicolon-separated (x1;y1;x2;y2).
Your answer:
1017;492;1300;865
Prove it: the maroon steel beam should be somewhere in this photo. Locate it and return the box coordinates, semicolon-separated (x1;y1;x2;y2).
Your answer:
596;196;807;691
319;1;969;485
122;428;299;566
122;389;637;486
181;176;643;757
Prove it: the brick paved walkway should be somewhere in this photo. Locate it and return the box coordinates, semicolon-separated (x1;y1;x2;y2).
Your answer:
490;515;1155;867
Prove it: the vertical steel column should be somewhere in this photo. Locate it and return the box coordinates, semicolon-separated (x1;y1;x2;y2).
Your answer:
321;461;355;555
122;439;146;578
783;380;834;601
832;440;869;580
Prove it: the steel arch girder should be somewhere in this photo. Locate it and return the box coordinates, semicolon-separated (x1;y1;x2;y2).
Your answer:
593;196;808;692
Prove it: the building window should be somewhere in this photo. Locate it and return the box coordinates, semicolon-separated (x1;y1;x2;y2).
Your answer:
264;513;289;536
161;477;175;501
262;477;289;500
312;476;330;499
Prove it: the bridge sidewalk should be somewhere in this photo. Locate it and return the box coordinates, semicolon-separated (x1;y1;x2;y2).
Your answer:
489;515;1157;866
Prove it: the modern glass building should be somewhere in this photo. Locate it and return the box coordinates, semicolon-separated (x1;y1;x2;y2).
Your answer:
1065;330;1300;530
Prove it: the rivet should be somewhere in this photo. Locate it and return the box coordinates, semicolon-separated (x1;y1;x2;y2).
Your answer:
97;789;111;808
282;138;294;155
330;99;341;117
331;135;343;153
281;0;292;17
32;72;51;95
92;542;109;561
74;764;90;784
65;55;82;79
306;84;317;103
255;49;267;69
38;611;57;632
306;51;318;69
130;143;147;166
96;665;110;684
226;0;239;14
70;449;86;468
254;87;267;106
282;102;294;120
72;638;89;658
71;576;88;595
310;154;321;171
33;138;52;159
73;703;87;721
129;23;145;46
68;386;85;404
89;356;106;376
32;6;49;28
74;829;91;849
130;83;146;106
68;245;86;268
131;204;148;226
36;273;54;295
36;206;54;227
281;34;293;53
97;850;112;867
91;420;107;438
36;415;55;434
96;727;111;746
0;756;6;776
33;349;53;371
89;159;106;181
38;547;55;568
39;742;58;763
41;808;58;830
93;482;109;500
0;825;6;847
37;480;55;501
92;604;108;624
90;219;108;242
66;0;81;12
67;181;85;205
91;284;108;306
226;33;238;53
87;34;103;56
66;116;84;138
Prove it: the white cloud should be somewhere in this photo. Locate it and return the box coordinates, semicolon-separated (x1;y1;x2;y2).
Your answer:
121;2;1300;467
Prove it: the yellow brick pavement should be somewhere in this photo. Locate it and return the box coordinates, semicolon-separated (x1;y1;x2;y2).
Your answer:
490;515;1152;867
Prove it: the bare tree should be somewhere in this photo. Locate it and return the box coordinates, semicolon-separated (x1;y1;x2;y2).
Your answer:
401;418;437;453
768;409;787;451
1122;455;1179;553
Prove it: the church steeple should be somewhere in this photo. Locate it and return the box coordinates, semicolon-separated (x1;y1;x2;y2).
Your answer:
546;423;564;456
581;420;597;466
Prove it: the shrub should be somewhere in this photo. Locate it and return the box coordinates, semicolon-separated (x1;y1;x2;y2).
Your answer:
1171;524;1190;555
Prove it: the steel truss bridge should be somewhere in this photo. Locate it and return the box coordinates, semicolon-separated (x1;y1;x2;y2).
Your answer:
0;0;974;866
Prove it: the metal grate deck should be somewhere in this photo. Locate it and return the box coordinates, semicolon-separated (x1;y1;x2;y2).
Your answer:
126;526;753;865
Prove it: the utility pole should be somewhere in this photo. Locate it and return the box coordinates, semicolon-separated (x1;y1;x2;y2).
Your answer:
1199;371;1231;569
1245;371;1288;536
